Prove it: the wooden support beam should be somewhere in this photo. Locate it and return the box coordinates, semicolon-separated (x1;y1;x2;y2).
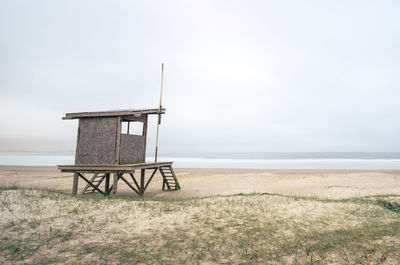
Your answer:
129;173;141;191
143;168;158;193
81;173;98;194
78;173;105;195
105;173;110;195
63;108;166;120
112;173;119;194
72;172;79;195
140;169;145;195
119;175;140;195
65;163;178;196
58;162;173;173
115;117;122;164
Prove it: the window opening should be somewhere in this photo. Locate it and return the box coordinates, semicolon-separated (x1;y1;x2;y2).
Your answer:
121;121;144;136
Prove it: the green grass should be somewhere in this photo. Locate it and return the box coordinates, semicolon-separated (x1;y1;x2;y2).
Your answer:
377;200;400;213
1;186;400;264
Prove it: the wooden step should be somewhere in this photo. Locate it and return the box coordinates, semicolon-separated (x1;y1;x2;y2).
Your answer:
160;166;181;192
81;174;106;194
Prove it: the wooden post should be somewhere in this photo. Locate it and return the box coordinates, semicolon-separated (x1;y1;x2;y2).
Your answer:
115;117;122;165
142;115;148;162
155;63;164;162
112;173;119;194
105;173;110;195
72;172;79;195
140;169;145;195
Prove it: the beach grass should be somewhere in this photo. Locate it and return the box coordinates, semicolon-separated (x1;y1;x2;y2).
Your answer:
1;186;400;264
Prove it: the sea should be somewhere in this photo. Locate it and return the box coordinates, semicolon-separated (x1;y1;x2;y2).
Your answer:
1;152;400;170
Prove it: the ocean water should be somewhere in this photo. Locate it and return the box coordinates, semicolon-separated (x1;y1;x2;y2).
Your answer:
1;152;400;169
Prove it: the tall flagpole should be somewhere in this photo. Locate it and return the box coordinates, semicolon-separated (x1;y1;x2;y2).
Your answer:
155;63;164;162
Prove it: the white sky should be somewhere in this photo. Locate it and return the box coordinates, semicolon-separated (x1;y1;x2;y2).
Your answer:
0;0;399;153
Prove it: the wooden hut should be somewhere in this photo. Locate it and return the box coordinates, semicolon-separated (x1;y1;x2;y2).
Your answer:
58;108;180;196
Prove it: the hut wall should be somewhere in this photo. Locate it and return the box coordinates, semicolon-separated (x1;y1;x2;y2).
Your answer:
75;117;118;165
119;134;146;164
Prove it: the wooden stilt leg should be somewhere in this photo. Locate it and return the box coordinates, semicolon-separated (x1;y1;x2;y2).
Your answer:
162;168;165;191
140;169;145;195
72;172;79;195
105;173;110;195
112;173;119;194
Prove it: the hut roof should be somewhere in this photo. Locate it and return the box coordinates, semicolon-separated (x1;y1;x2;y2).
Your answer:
63;108;166;120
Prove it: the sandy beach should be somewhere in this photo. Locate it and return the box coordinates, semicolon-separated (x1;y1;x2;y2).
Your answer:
2;166;400;264
1;166;400;199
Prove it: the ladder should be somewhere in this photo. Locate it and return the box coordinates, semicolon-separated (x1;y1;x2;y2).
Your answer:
159;166;181;191
81;173;106;194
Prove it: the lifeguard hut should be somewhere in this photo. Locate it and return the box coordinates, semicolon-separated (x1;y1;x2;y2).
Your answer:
59;64;179;196
58;108;180;196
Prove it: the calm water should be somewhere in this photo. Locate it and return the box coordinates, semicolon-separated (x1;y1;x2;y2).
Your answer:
1;152;400;169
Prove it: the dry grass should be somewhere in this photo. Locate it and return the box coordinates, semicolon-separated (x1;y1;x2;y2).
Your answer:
1;186;400;264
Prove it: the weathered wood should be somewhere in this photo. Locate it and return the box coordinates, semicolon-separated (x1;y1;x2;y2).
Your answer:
159;166;181;191
140;169;145;195
129;173;141;191
155;63;164;163
63;108;166;120
58;162;173;173
78;173;105;195
74;121;80;164
72;172;79;195
143;168;158;192
81;173;98;194
115;116;122;165
169;166;181;190
112;173;119;194
76;117;119;165
119;175;140;195
142;115;148;164
105;173;110;195
160;167;171;190
122;115;148;122
67;164;178;196
120;134;146;164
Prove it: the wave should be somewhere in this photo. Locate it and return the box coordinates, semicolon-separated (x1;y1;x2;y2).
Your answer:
1;153;400;169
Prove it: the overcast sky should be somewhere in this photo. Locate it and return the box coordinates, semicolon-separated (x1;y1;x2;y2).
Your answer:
1;0;399;154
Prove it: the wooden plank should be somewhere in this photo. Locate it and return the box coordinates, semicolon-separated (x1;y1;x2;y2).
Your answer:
74;120;81;164
58;162;173;172
112;173;119;194
143;168;158;192
140;169;145;195
81;173;98;194
75;117;118;165
115;116;122;165
72;172;79;195
160;168;171;190
105;173;110;195
63;108;166;120
120;134;146;164
129;173;141;191
169;166;181;190
78;173;105;195
119;175;140;195
142;115;148;162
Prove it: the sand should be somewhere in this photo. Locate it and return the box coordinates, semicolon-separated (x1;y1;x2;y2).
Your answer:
1;166;400;199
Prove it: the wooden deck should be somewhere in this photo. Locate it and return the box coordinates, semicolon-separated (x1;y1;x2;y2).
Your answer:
62;108;166;120
57;162;180;196
58;162;173;173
